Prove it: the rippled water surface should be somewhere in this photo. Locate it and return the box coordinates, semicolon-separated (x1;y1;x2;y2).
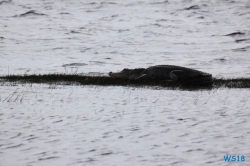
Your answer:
1;0;250;77
0;85;250;166
1;0;250;165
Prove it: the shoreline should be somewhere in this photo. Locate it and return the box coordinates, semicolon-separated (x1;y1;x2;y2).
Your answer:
1;74;250;89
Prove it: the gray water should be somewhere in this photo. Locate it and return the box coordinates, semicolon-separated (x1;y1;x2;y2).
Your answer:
1;0;250;166
1;85;250;166
1;0;250;77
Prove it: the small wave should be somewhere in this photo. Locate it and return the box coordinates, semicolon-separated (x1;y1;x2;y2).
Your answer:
14;10;46;17
38;156;60;161
87;2;96;5
89;61;106;64
4;144;23;149
60;12;70;15
225;32;245;37
211;58;227;64
100;2;117;5
156;19;168;22
235;39;250;43
233;46;250;52
100;152;113;155
62;63;88;67
214;58;226;61
0;0;11;5
70;30;81;34
149;0;168;5
183;5;200;10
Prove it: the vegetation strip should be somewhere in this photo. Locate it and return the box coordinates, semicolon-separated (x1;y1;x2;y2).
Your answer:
1;74;250;89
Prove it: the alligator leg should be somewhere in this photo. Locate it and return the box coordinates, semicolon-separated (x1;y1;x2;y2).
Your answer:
170;70;188;81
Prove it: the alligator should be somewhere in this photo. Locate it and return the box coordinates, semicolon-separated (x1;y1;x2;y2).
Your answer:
109;65;213;85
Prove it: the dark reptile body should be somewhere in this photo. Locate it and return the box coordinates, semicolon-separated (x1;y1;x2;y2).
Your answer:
143;65;212;78
109;65;213;85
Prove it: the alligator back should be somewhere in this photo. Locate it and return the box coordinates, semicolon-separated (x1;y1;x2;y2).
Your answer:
143;65;211;78
109;65;213;85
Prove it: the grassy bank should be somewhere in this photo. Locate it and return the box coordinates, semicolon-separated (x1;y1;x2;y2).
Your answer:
1;74;250;89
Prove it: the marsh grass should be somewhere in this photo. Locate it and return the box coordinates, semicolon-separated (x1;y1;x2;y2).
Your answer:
0;74;250;89
2;88;25;103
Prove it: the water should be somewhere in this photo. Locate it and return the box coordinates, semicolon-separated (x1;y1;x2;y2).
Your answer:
1;0;250;165
1;85;250;166
1;0;250;77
